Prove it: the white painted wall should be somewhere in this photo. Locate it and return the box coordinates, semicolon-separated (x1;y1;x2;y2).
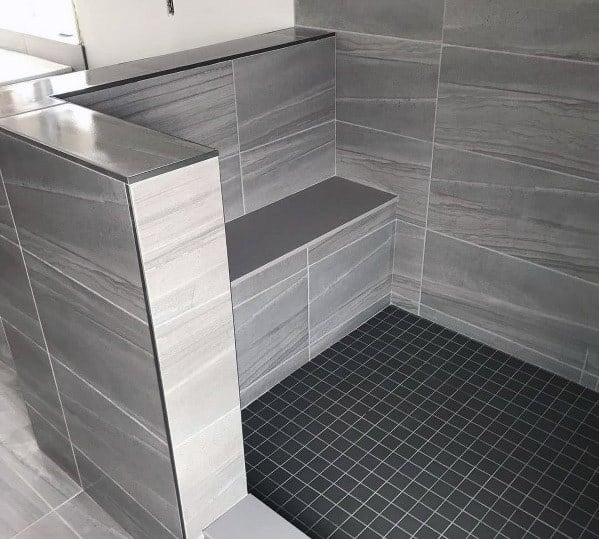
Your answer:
72;0;295;68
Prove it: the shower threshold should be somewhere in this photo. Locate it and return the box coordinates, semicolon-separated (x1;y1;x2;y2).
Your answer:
242;306;598;539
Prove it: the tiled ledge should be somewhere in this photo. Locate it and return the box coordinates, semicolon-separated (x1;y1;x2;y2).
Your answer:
0;27;333;182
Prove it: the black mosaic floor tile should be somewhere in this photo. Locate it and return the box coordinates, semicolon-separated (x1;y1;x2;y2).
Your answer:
242;306;599;538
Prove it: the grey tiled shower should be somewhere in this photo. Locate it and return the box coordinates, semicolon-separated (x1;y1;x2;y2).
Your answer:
296;0;599;390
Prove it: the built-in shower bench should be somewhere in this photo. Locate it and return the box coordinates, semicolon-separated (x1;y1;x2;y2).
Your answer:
226;176;397;406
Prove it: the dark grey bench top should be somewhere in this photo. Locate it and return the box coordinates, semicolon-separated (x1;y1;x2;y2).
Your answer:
225;177;396;281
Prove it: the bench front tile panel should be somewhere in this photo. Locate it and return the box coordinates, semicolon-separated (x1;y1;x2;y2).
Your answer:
309;222;394;351
232;251;309;406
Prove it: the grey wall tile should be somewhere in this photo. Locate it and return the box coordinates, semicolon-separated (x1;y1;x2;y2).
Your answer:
436;46;599;180
337;122;432;226
234;38;335;151
3;323;65;436
337;32;440;141
586;348;599;377
421;232;599;374
240;121;335;212
0;173;17;244
57;492;134;539
220;154;245;221
418;304;584;385
296;0;445;41
392;220;425;313
0;318;13;369
0;135;146;319
129;158;245;536
580;372;599;392
14;512;80;539
429;146;599;284
70;61;243;222
24;253;167;439
233;265;309;391
27;406;79;486
231;250;307;305
309;223;394;346
309;201;395;264
75;450;176;539
0;235;44;347
53;361;182;537
444;0;599;62
239;347;309;408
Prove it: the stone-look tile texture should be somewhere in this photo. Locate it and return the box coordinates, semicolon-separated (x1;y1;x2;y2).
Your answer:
70;61;244;222
0;172;17;244
235;37;336;212
129;157;246;539
0;318;13;369
230;198;396;406
444;0;599;62
72;37;336;220
232;251;309;408
298;0;599;389
0;132;185;537
0;133;147;319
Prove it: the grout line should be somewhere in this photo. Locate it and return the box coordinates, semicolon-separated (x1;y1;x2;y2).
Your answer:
425;229;599;289
230;60;247;215
417;0;446;316
0;168;82;486
337;120;433;146
306;249;311;360
418;304;586;384
20;248;149;325
238;118;335;157
334;32;337;178
432;142;599;184
442;42;599;66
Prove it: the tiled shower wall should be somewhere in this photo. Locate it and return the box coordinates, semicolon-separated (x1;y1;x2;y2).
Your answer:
296;0;599;390
69;36;336;222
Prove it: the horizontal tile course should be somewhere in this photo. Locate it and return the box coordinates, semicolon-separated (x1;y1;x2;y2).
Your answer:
336;31;440;141
429;146;599;284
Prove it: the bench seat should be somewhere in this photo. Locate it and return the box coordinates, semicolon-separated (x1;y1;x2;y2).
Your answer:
225;176;397;406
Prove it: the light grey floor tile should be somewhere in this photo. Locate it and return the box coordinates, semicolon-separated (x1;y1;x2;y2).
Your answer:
0;134;146;319
12;512;78;539
444;0;599;62
0;318;13;369
241;121;335;212
0;235;44;347
57;492;133;539
337;31;440;141
337;121;432;226
75;450;178;539
295;0;445;41
234;37;335;151
26;407;79;486
3;323;65;436
233;267;309;391
53;362;181;536
309;223;394;345
436;46;599;180
0;458;49;539
429;145;599;284
392;220;425;308
421;232;599;374
24;253;166;439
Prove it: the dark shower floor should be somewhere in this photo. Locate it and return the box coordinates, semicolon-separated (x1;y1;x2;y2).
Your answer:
241;306;599;539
